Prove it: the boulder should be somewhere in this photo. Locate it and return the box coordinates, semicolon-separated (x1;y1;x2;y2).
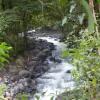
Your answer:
66;70;71;73
15;56;24;67
19;70;31;78
49;43;55;50
54;58;62;63
50;57;62;63
10;75;19;82
9;65;19;74
42;65;49;72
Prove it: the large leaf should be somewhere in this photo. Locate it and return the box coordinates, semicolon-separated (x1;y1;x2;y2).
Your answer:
0;42;12;68
61;16;67;26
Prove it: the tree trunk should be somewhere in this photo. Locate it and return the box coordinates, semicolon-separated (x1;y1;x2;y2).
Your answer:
89;0;99;38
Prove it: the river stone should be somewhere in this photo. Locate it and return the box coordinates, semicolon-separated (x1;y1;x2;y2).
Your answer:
18;83;24;90
66;70;71;73
28;61;37;67
15;56;24;66
9;65;19;74
49;43;55;50
49;57;62;63
10;76;19;83
54;58;62;63
42;65;49;72
43;60;49;65
37;51;48;61
4;91;11;97
31;72;41;78
19;70;31;78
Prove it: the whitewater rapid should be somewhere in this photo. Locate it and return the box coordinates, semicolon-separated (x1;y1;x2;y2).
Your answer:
33;37;74;100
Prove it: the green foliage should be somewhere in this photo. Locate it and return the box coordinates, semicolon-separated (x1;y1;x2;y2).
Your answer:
0;84;7;98
60;0;86;41
61;16;67;26
16;93;29;100
57;88;88;100
96;0;100;3
35;95;40;100
61;50;69;58
50;96;54;100
61;0;100;100
40;0;69;28
0;10;20;35
0;42;12;68
62;30;100;99
81;0;95;33
0;0;42;54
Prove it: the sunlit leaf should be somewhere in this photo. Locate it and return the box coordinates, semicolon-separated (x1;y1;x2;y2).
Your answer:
61;16;67;26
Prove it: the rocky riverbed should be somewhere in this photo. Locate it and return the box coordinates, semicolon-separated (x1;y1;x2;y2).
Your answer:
0;31;63;99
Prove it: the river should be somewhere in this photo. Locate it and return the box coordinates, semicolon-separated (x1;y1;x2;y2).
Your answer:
32;37;74;100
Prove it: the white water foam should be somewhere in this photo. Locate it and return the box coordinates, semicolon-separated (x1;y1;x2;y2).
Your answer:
33;37;74;100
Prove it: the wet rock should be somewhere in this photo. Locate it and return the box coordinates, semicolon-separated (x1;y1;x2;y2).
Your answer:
10;76;19;82
31;73;42;78
50;57;62;63
4;78;36;97
4;91;11;97
17;83;24;90
42;65;49;72
28;61;37;68
66;70;71;73
33;66;43;73
49;57;55;61
32;57;39;61
43;60;49;65
13;85;20;95
32;49;40;55
4;77;10;85
19;70;31;78
9;65;19;74
15;56;24;67
27;39;36;50
49;43;55;50
37;51;48;61
54;58;62;63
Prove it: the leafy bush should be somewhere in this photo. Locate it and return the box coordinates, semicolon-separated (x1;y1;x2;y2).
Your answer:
16;93;29;100
0;42;12;68
0;84;7;100
0;84;7;97
62;30;100;100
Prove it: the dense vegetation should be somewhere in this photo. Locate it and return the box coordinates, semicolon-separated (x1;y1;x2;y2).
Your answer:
0;0;100;99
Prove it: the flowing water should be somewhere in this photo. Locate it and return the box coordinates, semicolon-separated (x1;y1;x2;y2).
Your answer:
33;37;74;100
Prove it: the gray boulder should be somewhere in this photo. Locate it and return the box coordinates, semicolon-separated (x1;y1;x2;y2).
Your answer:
19;70;31;78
